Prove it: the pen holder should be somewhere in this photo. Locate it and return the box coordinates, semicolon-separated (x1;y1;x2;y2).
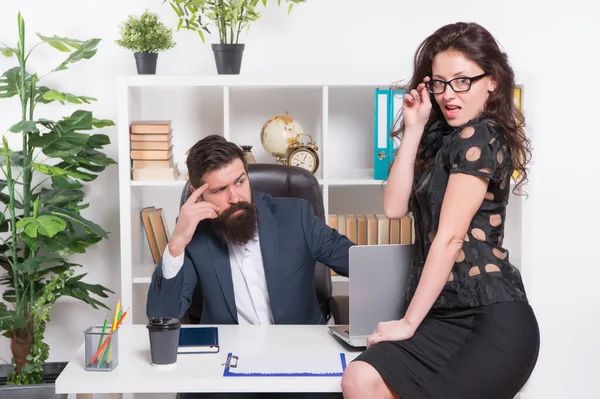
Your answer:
84;325;119;372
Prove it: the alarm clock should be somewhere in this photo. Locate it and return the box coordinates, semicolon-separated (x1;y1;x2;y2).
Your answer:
287;134;320;174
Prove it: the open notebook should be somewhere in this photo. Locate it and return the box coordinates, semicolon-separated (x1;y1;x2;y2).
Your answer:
223;351;358;377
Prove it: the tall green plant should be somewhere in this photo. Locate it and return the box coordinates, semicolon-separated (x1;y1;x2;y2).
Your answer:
0;13;116;384
164;0;307;44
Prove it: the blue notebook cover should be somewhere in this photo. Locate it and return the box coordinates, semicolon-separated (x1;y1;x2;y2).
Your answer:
178;326;219;354
223;352;347;377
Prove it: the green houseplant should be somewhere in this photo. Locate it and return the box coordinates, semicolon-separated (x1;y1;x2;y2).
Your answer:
0;12;116;394
115;10;176;74
164;0;307;74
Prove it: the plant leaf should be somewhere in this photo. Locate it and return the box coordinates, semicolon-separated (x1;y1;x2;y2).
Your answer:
41;89;96;105
36;33;83;52
52;38;100;72
64;110;94;131
2;290;15;304
0;192;23;209
50;175;83;190
26;233;78;256
91;118;115;129
0;213;9;232
33;261;79;281
9;120;38;134
0;47;16;57
33;162;95;181
0;302;26;332
30;110;93;150
87;133;111;148
38;186;85;210
14;256;57;273
72;149;117;167
61;274;113;310
0;67;21;98
49;207;109;239
17;214;67;238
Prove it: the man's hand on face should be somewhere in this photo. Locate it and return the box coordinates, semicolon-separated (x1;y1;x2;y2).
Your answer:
168;183;220;257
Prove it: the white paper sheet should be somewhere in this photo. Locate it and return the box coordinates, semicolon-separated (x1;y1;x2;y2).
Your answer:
225;351;347;375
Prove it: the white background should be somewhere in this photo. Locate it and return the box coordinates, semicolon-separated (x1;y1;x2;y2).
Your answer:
0;0;598;398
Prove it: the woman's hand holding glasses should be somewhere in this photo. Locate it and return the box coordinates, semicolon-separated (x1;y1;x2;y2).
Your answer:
403;76;432;133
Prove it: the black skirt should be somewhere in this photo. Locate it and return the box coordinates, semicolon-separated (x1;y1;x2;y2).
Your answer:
353;301;540;399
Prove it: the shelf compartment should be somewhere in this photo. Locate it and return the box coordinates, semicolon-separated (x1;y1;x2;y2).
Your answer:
327;86;378;181
133;264;154;284
229;87;324;180
127;86;225;176
327;168;384;186
328;185;385;216
131;176;188;187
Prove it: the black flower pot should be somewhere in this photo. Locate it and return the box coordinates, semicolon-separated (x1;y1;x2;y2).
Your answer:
134;52;158;75
211;44;245;75
0;361;68;399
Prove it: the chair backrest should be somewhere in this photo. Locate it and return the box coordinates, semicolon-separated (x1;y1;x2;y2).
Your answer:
179;163;332;324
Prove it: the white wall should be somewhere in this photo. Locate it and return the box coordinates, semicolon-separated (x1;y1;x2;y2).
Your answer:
0;0;598;398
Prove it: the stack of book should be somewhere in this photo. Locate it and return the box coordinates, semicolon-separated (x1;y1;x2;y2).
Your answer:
130;120;180;181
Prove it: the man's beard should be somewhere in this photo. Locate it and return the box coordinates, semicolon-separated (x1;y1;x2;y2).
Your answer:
209;201;257;245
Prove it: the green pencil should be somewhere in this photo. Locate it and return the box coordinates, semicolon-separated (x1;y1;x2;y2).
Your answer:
96;316;108;355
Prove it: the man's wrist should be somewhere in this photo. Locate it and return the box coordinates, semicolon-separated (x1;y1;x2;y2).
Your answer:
168;236;186;258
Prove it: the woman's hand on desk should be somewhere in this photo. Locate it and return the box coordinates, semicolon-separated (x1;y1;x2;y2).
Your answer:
366;319;416;348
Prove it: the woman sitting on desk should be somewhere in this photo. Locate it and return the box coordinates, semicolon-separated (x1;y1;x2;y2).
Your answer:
341;22;540;399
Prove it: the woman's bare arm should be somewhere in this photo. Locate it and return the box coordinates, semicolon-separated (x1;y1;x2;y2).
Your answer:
384;79;432;220
383;127;423;219
403;172;488;329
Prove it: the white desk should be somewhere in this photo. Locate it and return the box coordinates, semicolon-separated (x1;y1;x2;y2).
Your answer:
55;324;364;397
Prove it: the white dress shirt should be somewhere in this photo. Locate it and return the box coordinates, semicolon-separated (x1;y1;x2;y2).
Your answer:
161;235;274;325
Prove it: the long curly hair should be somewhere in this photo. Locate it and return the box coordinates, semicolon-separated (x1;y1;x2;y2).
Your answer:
392;22;531;195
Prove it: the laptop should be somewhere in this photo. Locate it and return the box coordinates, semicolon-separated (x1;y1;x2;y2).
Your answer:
328;244;413;347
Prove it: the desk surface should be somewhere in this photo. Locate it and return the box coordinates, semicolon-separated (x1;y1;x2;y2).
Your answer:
55;324;364;394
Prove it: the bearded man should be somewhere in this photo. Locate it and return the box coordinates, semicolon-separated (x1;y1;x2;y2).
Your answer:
146;135;353;326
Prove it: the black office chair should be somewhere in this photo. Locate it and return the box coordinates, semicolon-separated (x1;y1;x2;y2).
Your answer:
179;163;349;325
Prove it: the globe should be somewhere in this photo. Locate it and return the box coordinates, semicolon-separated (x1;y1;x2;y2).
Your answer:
260;112;305;159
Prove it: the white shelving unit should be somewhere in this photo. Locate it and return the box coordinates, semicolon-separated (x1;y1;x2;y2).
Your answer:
117;73;529;325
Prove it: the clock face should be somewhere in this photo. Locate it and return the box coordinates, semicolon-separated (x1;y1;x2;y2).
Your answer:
289;149;317;173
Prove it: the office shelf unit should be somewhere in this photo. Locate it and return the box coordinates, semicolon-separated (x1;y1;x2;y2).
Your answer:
117;73;530;325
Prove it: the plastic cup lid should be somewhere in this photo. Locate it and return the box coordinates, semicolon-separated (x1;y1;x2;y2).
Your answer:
146;317;181;331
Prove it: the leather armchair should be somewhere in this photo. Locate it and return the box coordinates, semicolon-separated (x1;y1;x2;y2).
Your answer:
179;163;349;325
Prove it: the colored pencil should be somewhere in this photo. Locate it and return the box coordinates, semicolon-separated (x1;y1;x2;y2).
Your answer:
88;301;128;367
96;316;108;352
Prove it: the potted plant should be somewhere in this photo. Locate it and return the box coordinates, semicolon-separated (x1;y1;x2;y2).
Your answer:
164;0;306;74
0;12;116;397
115;10;176;74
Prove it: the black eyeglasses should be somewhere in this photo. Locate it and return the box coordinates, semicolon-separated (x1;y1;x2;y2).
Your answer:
426;73;489;94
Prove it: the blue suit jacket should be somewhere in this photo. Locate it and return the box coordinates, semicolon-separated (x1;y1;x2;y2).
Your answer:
146;191;353;325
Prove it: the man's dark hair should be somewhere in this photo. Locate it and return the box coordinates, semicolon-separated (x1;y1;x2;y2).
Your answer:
186;135;247;189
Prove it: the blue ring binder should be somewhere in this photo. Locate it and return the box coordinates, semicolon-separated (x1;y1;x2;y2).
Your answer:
222;352;348;377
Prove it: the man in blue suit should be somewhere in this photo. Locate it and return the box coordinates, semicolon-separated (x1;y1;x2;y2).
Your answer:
147;134;353;328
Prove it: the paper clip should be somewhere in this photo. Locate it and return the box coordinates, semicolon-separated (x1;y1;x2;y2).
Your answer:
225;354;239;369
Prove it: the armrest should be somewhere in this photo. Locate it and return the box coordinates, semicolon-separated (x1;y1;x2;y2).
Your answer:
329;295;349;325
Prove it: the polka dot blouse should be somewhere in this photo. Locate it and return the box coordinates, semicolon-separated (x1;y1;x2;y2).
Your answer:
406;117;529;308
